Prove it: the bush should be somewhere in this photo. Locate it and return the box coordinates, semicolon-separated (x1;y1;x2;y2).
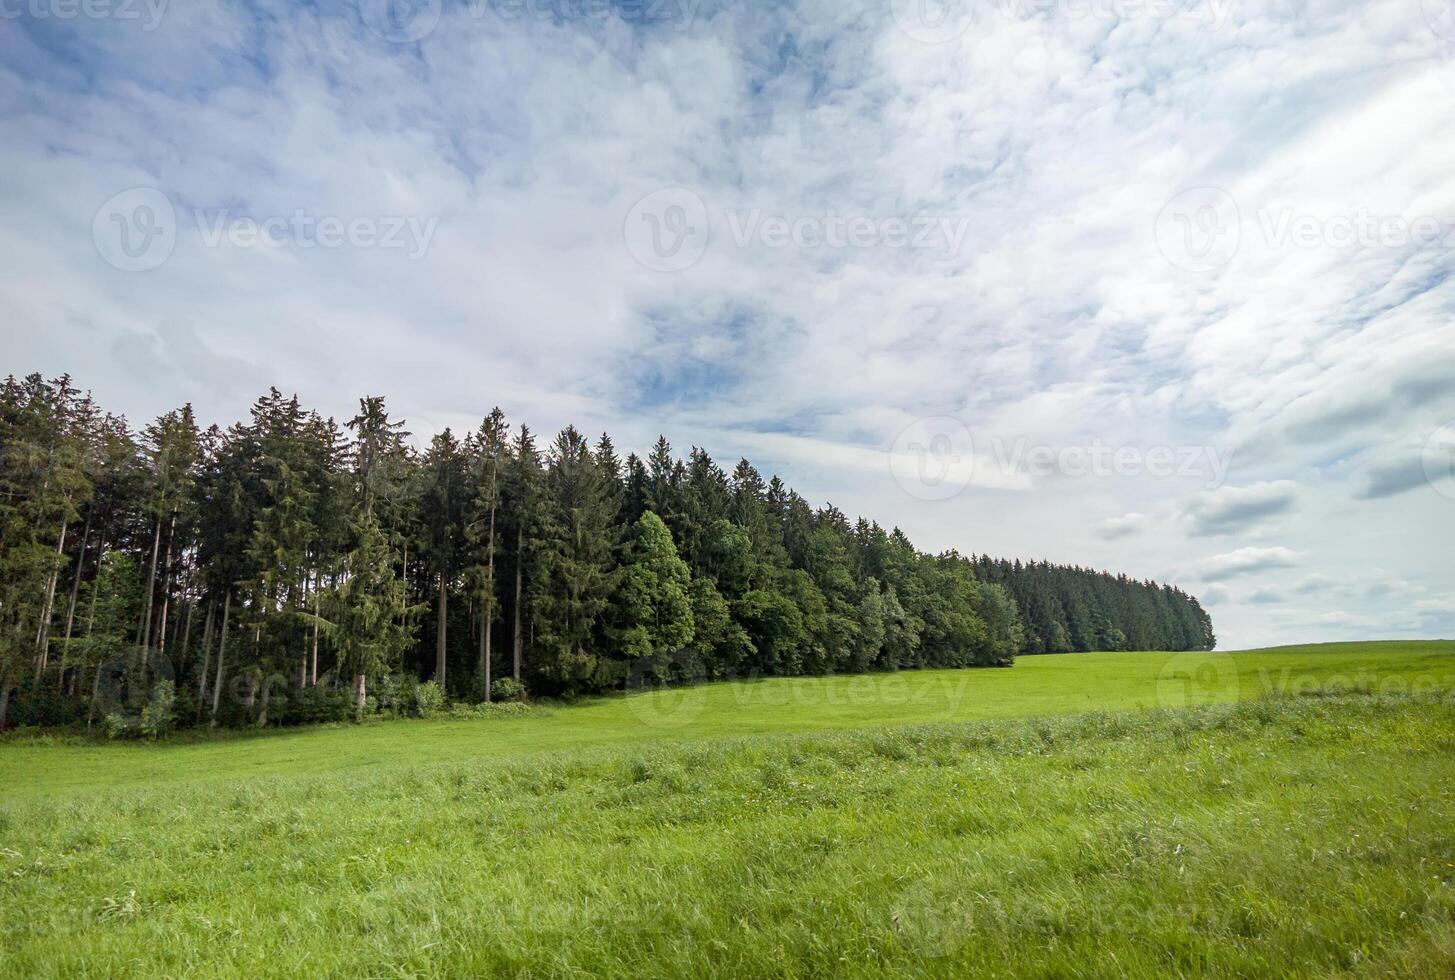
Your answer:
275;685;355;726
413;680;446;718
138;680;176;739
491;677;527;703
446;700;535;719
103;713;137;740
103;680;176;740
373;675;417;719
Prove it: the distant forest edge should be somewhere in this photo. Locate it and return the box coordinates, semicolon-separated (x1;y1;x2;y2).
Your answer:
0;374;1214;731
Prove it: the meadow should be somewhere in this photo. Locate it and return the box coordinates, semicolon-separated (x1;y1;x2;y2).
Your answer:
2;641;1454;976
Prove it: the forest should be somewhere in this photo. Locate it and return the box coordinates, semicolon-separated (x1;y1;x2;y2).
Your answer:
0;373;1214;732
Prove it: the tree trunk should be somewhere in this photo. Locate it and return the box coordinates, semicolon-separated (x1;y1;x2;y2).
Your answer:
354;673;367;717
139;513;163;649
0;664;13;730
155;514;177;660
196;599;214;717
436;573;448;688
310;569;321;686
513;523;523;682
84;539;105;638
58;506;94;687
87;660;103;731
482;489;497;700
179;573;195;675
257;675;271;727
210;591;230;724
34;517;69;680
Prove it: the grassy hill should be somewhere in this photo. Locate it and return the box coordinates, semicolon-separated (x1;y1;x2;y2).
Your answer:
2;641;1453;976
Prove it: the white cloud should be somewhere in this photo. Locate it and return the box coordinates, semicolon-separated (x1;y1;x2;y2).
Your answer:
1181;481;1299;536
1093;512;1148;540
1;0;1451;650
1196;547;1301;582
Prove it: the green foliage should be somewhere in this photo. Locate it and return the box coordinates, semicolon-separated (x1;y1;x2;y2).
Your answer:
138;681;176;739
490;677;526;703
412;680;445;718
101;680;176;740
1;374;1217;732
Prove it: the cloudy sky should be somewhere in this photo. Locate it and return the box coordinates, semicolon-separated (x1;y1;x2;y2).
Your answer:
2;0;1452;649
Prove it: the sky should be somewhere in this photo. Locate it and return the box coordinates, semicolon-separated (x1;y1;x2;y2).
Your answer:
1;0;1452;650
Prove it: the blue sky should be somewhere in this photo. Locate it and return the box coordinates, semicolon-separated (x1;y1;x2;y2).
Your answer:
2;0;1453;648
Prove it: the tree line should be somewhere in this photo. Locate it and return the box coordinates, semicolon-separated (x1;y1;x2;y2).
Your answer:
0;374;1214;731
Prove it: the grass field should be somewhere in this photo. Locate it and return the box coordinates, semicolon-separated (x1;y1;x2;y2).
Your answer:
2;641;1454;976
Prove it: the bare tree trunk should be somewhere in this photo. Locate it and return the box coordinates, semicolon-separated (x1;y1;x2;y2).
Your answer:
196;599;214;717
87;660;102;731
299;574;309;689
482;488;497;700
354;673;367;717
179;588;195;687
155;514;177;661
310;569;321;686
257;675;271;727
179;566;195;671
139;513;163;650
210;591;230;724
513;524;523;682
0;664;13;730
436;574;448;688
57;506;94;688
84;539;105;637
34;517;70;680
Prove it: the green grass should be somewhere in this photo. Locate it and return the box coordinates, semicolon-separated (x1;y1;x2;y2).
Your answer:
6;640;1454;801
2;641;1454;976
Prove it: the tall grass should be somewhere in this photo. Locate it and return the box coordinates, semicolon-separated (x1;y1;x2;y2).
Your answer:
3;689;1453;977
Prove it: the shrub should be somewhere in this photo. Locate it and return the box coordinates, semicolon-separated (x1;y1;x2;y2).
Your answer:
138;680;176;739
275;685;355;726
103;713;137;740
491;677;527;703
373;675;416;718
445;701;535;719
413;680;446;718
